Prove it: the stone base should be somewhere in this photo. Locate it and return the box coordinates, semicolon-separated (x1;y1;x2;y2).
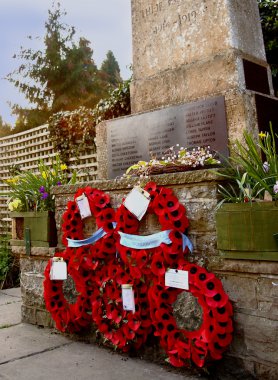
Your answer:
14;172;278;379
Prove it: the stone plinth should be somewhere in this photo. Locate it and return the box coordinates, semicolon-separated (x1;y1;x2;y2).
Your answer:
130;0;273;113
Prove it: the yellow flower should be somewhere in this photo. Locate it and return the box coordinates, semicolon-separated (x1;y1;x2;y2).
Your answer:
259;131;266;139
42;171;47;179
8;198;23;211
60;164;67;171
6;176;19;184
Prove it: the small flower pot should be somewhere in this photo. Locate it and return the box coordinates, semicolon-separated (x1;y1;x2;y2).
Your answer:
216;202;278;261
10;211;57;248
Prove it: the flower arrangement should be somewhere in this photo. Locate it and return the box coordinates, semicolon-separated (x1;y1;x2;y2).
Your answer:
216;124;278;206
5;155;77;212
124;144;220;178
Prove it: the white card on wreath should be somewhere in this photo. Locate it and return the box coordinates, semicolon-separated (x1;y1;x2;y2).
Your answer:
50;258;67;280
123;187;150;220
122;284;135;313
76;193;92;219
165;269;189;290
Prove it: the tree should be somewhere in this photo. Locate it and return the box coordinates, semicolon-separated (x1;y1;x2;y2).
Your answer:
6;3;108;129
0;116;12;138
100;50;122;87
258;0;278;94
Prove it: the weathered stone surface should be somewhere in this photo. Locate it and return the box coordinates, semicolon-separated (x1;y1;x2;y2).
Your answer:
254;361;278;380
21;305;54;327
210;259;278;275
11;245;56;257
220;274;258;310
173;292;203;331
132;0;265;78
131;0;270;113
21;271;45;307
234;313;278;363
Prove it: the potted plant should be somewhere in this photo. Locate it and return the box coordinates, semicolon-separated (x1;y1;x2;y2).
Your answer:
4;155;76;248
215;125;278;261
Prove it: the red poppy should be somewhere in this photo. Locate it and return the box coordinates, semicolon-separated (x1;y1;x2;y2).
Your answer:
97;208;115;225
151;253;166;277
144;182;158;193
206;289;229;308
168;204;186;221
93;192;110;209
130;265;142;279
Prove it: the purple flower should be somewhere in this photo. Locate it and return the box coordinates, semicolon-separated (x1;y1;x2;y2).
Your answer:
57;181;62;186
41;192;49;200
274;181;278;194
39;186;45;193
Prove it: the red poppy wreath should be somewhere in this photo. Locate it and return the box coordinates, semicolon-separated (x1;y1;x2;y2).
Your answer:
90;181;192;351
148;262;233;368
90;202;153;351
44;187;116;333
115;181;233;367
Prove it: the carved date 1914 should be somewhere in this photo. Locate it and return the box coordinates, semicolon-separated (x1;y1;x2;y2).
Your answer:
153;11;198;35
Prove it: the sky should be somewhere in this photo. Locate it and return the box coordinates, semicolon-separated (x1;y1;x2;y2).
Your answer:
0;0;132;125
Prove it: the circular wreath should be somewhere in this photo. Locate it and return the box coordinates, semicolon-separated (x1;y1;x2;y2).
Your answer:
148;262;233;368
44;187;116;333
90;201;153;351
90;181;191;351
115;181;191;280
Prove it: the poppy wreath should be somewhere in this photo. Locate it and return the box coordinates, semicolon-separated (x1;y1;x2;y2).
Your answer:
44;250;93;333
44;186;117;333
116;181;191;280
90;181;191;351
148;262;233;368
115;181;192;287
90;202;153;351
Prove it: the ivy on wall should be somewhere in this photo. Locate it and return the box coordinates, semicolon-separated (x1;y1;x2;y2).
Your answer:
48;79;131;164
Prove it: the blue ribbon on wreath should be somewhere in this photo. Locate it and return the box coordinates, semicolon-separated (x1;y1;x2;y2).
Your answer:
67;222;117;248
118;230;193;253
67;223;193;253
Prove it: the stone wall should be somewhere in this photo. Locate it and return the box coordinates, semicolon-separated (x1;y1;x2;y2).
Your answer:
15;171;278;379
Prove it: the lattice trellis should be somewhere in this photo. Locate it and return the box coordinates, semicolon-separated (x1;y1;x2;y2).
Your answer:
0;124;98;235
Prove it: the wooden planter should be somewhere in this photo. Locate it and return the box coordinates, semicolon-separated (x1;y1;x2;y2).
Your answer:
10;211;57;248
216;202;278;261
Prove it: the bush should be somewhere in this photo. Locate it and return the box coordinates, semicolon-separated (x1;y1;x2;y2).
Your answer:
48;79;131;164
0;236;19;289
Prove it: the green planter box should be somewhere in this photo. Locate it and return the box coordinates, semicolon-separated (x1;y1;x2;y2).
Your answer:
10;211;57;248
216;202;278;261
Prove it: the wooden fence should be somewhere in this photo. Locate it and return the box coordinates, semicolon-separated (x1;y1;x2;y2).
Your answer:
0;124;98;236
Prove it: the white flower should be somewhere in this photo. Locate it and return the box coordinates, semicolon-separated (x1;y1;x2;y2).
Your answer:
274;181;278;194
263;162;269;173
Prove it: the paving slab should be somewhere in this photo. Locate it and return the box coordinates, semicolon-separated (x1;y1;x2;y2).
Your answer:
0;302;22;327
0;293;20;306
0;339;205;380
0;323;71;364
0;288;21;298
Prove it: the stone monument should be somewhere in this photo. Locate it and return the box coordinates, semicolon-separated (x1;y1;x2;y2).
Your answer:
97;0;278;180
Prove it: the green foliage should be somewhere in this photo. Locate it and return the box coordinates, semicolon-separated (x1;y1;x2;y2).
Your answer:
0;239;11;282
0;236;19;289
48;107;97;165
48;79;131;164
258;0;278;93
100;50;122;87
3;155;77;212
215;125;278;207
0;116;12;138
6;3;109;130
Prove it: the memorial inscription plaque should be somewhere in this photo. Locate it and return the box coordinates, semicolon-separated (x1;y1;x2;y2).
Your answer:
107;96;228;178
